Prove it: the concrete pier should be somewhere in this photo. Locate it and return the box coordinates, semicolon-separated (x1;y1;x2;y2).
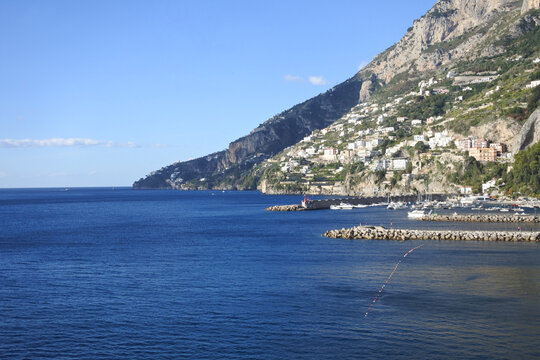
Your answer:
324;225;540;242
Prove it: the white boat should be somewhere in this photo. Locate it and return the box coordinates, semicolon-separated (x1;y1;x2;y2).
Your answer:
330;203;354;210
408;210;426;219
354;204;369;208
388;201;408;210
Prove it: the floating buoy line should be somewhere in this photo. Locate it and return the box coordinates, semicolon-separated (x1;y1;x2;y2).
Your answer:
365;245;424;318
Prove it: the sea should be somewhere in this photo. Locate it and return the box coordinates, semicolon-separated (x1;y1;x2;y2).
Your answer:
1;188;539;359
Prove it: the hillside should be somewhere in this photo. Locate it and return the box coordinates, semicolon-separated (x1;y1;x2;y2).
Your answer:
134;0;540;195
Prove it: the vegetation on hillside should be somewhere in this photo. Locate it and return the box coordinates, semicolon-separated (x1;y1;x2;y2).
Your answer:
450;157;507;193
503;141;540;196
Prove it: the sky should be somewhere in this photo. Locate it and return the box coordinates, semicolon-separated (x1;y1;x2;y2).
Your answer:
0;0;436;188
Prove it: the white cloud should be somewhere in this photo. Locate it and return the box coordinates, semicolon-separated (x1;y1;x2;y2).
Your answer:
358;60;370;71
0;138;139;148
308;76;328;85
284;74;305;83
285;74;329;86
151;143;171;148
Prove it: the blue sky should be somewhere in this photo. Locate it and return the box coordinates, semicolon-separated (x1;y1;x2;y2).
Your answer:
0;0;436;188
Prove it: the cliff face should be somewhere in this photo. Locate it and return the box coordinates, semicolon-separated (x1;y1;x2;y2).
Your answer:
512;108;540;153
367;0;523;84
523;0;540;14
134;0;538;190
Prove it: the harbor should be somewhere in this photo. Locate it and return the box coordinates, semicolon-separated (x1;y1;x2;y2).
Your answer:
266;194;540;217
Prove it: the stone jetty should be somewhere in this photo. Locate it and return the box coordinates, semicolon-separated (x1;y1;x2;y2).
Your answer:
324;225;540;242
265;204;305;211
420;214;540;223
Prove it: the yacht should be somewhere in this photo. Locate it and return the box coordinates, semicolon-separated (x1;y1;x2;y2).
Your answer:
330;203;354;210
408;209;427;219
388;201;408;210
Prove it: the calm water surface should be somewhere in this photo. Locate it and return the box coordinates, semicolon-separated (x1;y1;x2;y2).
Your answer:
1;188;539;359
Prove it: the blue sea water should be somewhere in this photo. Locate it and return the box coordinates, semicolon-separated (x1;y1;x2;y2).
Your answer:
0;188;539;359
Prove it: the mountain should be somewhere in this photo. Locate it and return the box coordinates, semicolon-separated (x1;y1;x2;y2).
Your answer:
134;0;540;192
133;76;364;189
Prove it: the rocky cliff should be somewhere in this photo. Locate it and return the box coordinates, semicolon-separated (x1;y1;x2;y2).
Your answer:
134;0;538;190
512;108;540;153
366;0;524;86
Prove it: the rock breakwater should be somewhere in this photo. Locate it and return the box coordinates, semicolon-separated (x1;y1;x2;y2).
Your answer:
265;205;305;211
324;226;540;242
421;214;540;223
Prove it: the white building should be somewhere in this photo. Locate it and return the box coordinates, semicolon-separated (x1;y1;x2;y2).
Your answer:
411;119;423;126
322;148;338;161
482;180;497;193
366;139;383;150
414;135;425;142
526;80;540;89
429;130;454;148
389;158;409;171
370;160;387;171
356;149;376;158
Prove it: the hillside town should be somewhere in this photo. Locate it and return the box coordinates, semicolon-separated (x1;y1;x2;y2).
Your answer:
258;61;539;196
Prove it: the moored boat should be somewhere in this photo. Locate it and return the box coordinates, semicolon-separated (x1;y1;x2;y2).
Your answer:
408;209;426;219
330;203;354;210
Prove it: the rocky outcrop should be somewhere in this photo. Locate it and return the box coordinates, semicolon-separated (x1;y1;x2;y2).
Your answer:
467;118;522;148
512;108;540;154
366;0;524;83
522;0;540;14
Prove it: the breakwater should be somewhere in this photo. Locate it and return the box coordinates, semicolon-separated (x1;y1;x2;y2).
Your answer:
420;214;540;223
324;225;540;242
265;204;305;211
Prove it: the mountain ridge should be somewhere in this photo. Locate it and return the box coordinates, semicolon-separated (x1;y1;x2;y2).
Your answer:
133;0;539;191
